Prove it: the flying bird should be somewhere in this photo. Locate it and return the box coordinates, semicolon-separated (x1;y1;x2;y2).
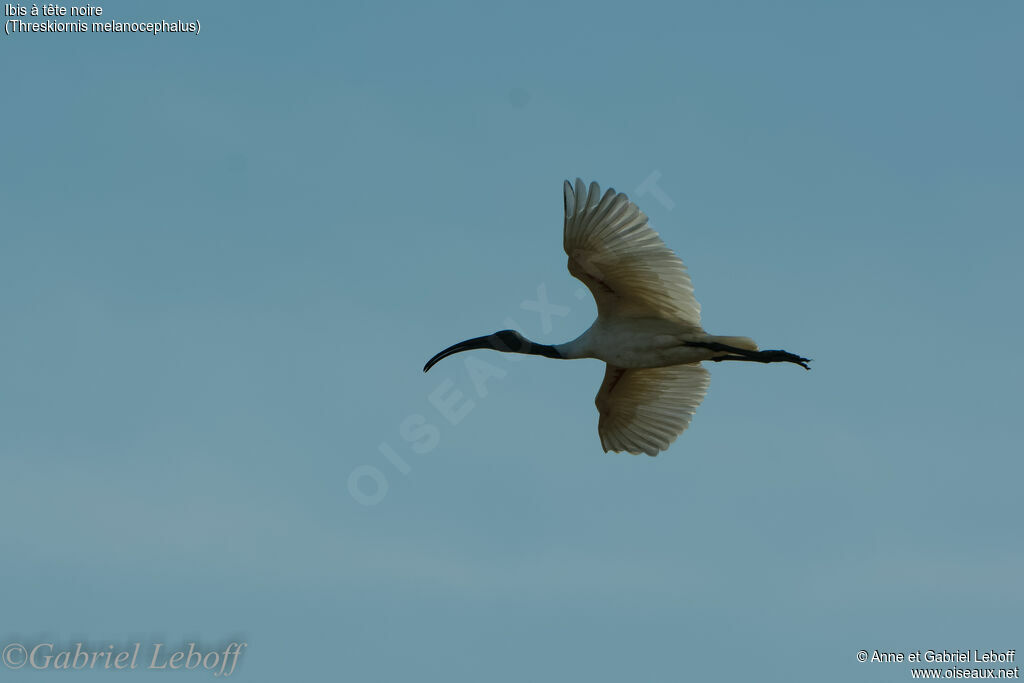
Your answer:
424;179;810;456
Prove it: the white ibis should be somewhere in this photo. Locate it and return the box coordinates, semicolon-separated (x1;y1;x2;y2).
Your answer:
424;179;810;456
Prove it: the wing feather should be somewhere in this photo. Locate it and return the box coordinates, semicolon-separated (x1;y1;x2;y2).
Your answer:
595;363;711;456
563;179;701;325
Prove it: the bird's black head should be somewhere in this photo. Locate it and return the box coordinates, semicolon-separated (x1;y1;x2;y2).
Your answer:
423;329;559;372
489;329;529;352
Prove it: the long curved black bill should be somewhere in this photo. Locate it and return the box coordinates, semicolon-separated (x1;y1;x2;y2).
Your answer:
423;335;496;373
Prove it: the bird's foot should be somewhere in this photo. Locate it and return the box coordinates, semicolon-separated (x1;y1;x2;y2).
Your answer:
760;349;812;370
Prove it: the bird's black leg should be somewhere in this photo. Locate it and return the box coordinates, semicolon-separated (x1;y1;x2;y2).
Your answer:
749;349;812;370
688;342;812;370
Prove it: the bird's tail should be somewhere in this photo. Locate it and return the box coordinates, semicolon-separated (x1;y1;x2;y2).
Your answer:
707;336;759;352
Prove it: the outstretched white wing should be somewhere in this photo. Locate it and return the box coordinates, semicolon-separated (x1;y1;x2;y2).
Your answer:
563;178;701;326
595;363;710;456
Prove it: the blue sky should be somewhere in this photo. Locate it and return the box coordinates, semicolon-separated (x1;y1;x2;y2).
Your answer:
2;1;1022;680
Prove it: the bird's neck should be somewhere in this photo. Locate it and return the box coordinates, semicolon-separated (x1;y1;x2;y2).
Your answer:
549;335;590;360
521;341;562;359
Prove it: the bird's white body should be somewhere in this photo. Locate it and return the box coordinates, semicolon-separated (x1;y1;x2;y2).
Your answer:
424;179;807;456
558;318;741;369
